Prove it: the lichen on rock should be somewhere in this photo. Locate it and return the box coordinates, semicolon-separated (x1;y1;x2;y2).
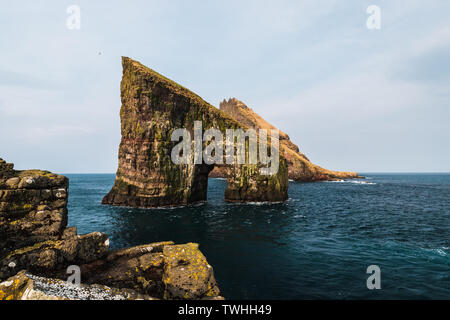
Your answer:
162;243;221;300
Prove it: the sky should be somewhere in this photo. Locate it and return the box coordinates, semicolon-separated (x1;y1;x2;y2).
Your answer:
0;0;449;173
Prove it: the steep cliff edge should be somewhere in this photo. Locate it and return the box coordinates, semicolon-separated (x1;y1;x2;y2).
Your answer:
210;98;361;182
102;57;288;208
0;157;222;300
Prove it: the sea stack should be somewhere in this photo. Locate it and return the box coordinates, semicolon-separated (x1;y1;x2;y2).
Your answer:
102;57;288;208
210;98;361;182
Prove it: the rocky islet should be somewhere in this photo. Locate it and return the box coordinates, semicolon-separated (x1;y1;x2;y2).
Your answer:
102;57;289;208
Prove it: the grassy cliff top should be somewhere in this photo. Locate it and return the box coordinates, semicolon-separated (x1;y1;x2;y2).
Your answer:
121;57;241;127
122;57;206;104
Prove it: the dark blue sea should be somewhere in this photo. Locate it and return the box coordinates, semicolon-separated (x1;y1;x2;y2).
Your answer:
66;174;450;299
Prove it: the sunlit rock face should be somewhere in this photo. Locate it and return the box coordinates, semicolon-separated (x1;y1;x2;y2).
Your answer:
102;57;288;208
210;98;361;182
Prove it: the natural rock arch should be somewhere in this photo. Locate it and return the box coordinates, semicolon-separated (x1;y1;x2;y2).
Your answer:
102;57;288;208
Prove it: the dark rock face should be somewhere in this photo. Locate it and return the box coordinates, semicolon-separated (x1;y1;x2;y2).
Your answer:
0;159;14;178
102;57;288;208
1;229;109;281
212;98;362;182
0;158;222;300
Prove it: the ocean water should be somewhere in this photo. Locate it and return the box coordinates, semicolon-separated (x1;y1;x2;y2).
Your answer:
66;174;450;299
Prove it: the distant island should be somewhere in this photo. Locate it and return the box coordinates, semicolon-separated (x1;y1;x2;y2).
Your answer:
211;97;361;182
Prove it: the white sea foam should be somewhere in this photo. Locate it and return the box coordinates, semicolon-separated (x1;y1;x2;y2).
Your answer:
434;249;448;256
243;201;285;205
326;180;376;185
349;180;376;185
423;247;449;257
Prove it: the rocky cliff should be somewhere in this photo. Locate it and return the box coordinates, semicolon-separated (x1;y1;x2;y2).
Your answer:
102;57;288;208
210;98;361;182
0;157;222;300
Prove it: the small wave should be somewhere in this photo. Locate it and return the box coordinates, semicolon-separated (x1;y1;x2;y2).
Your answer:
113;201;207;211
423;247;449;257
434;249;448;256
349;180;376;185
242;201;285;206
326;180;376;185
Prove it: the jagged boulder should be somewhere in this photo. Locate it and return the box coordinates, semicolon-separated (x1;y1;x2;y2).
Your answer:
0;158;14;179
102;57;288;208
212;98;361;181
162;243;221;300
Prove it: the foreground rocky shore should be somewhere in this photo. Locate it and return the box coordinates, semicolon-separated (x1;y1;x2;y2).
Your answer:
0;158;222;300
